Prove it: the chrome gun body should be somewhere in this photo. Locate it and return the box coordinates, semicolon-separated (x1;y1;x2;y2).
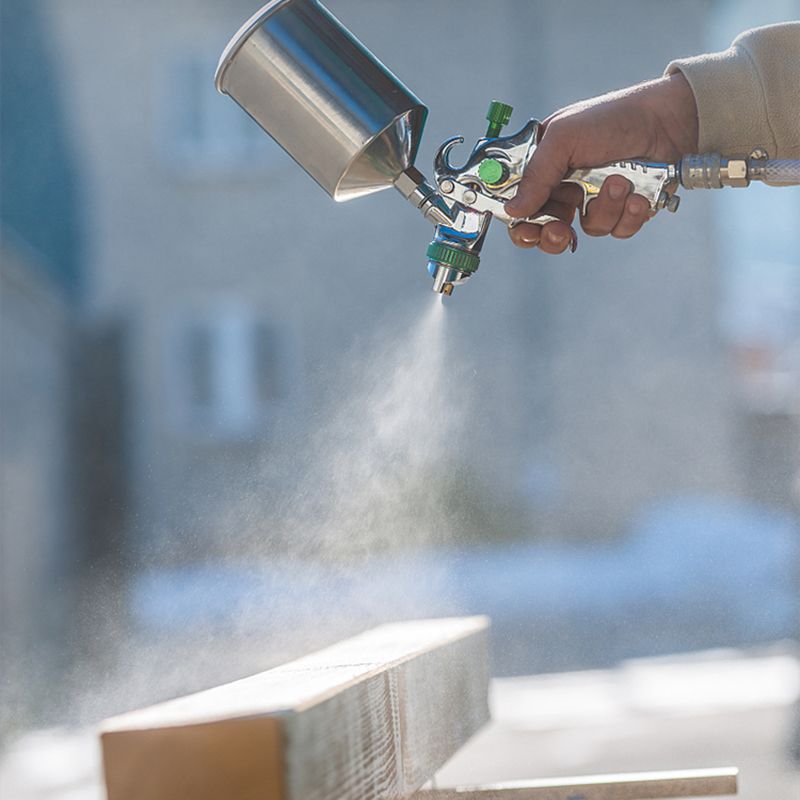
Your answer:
400;103;799;296
401;108;680;296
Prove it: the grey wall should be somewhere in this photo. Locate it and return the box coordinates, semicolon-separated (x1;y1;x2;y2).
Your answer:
43;0;738;549
0;236;73;722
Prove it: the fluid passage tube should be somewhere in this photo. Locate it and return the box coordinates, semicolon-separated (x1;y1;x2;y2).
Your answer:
394;167;490;295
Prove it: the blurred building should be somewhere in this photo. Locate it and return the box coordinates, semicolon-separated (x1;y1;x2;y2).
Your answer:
33;0;753;555
4;0;796;593
0;233;74;727
0;0;82;725
2;0;798;733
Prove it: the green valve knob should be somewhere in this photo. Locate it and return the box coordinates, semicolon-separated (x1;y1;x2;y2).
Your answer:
478;158;508;186
486;101;513;138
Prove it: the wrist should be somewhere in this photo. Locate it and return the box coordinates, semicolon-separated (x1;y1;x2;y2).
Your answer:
645;72;699;154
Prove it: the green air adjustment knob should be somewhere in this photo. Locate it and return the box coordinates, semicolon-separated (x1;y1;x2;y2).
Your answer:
426;242;480;274
486;101;513;137
478;157;508;186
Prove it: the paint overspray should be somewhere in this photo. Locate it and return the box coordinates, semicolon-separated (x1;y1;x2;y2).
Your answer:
65;298;477;723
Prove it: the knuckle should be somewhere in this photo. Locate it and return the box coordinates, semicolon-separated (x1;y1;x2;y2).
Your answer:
543;203;574;225
586;197;615;217
581;216;611;237
604;177;631;203
612;226;637;239
627;196;650;216
583;227;608;237
542;116;565;136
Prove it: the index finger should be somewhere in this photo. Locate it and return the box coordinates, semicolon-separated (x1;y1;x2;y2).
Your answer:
504;121;573;219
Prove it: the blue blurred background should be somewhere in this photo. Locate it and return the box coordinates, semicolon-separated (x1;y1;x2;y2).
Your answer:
1;1;799;789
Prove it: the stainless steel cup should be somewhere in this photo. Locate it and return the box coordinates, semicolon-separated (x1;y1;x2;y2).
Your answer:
215;0;427;201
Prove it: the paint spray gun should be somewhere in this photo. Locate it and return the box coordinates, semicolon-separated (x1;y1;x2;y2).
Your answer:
216;0;800;297
411;111;800;294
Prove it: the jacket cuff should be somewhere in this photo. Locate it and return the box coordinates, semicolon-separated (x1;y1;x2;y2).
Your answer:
665;46;774;157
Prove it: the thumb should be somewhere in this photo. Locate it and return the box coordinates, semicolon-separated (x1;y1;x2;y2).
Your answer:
505;125;571;219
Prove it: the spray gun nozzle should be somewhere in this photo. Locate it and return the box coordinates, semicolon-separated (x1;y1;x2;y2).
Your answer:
394;169;489;297
429;263;465;295
427;241;480;295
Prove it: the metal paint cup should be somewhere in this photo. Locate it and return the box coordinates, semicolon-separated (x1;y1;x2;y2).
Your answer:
215;0;427;201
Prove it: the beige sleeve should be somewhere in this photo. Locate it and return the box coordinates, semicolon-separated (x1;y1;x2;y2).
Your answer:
665;21;800;159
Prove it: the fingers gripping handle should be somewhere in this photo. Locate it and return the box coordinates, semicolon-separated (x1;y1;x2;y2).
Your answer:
513;153;800;231
562;160;680;215
507;159;679;253
513;153;800;234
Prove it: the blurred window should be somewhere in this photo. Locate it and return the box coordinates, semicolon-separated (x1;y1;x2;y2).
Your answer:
163;56;278;171
253;322;285;404
186;322;215;409
172;309;287;436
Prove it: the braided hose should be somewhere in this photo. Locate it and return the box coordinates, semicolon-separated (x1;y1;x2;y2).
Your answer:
761;160;800;186
680;153;800;189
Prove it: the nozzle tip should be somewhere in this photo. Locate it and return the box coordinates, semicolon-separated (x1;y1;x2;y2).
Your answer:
442;283;454;296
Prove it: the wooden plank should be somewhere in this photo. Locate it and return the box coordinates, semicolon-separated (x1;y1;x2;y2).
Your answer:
101;616;490;800
417;767;738;800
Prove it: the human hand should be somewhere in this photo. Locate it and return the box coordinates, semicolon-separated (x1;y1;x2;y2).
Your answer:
505;73;698;254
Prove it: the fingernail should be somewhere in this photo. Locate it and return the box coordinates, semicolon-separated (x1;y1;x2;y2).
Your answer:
629;196;648;214
516;224;539;244
545;229;567;246
608;181;626;200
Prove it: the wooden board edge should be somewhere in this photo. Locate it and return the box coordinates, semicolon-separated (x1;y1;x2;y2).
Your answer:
101;715;286;800
415;767;739;800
